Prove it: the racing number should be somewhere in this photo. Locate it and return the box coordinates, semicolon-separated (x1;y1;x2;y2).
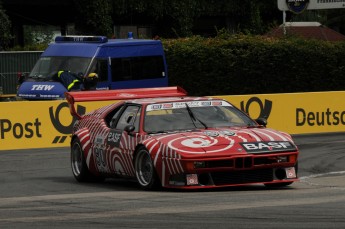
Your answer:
94;146;108;173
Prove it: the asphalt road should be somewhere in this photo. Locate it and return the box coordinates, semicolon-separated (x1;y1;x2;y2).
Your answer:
0;133;344;229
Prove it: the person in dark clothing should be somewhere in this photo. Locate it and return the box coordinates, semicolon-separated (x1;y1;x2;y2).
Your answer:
53;70;83;91
83;73;98;90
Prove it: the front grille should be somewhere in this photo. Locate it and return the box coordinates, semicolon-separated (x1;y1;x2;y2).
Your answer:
207;160;234;168
254;157;276;165
235;157;253;168
210;168;273;185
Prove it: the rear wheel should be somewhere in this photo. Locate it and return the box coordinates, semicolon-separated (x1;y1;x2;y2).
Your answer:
134;147;161;190
71;138;94;182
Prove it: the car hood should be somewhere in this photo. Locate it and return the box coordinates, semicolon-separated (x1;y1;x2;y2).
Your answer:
149;127;297;157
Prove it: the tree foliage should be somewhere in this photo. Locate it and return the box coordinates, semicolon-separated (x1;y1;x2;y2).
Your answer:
163;35;345;96
0;1;12;50
73;0;113;36
110;0;280;37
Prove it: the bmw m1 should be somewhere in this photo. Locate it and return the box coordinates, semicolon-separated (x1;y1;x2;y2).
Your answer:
65;86;299;190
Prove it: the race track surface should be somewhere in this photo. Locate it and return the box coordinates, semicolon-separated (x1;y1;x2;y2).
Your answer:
0;133;344;228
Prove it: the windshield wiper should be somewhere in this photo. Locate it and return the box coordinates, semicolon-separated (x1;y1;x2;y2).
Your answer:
185;103;208;129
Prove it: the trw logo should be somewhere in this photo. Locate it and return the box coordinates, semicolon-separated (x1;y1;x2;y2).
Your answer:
31;85;55;91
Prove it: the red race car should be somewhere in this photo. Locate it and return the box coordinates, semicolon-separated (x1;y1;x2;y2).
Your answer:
65;86;299;190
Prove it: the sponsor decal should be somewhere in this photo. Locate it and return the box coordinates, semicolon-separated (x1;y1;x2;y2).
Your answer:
204;131;219;137
240;141;296;153
151;104;162;110
286;0;310;14
94;135;109;173
162;103;173;109
204;130;236;137
107;130;122;147
186;174;199;185
147;100;231;111
211;101;222;106
201;101;212;106
0;118;42;139
286;167;297;178
296;108;345;126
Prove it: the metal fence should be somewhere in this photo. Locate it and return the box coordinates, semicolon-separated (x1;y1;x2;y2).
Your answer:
0;51;42;95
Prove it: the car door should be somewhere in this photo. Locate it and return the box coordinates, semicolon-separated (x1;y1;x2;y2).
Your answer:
105;104;142;177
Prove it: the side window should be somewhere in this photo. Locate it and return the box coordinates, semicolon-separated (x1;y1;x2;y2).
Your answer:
105;105;125;128
115;105;141;130
98;59;108;82
89;59;108;82
111;56;165;82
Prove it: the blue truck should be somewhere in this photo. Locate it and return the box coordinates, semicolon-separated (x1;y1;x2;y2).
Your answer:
17;36;169;100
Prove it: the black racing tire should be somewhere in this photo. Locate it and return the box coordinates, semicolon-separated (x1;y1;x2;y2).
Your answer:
264;181;293;188
134;147;161;190
71;138;95;182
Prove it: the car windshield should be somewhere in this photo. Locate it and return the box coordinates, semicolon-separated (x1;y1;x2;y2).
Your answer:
28;56;92;81
144;100;257;133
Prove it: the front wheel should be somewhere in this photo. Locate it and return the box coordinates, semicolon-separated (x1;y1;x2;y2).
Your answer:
134;147;161;190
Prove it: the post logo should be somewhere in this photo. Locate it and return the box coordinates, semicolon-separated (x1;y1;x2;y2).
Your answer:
49;102;86;144
240;97;272;120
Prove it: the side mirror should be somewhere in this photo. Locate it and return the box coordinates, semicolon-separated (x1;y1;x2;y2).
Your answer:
124;125;135;135
255;118;267;127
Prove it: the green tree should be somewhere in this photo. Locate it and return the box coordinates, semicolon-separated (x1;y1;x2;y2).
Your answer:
0;1;12;50
111;0;280;37
74;0;113;36
111;0;199;37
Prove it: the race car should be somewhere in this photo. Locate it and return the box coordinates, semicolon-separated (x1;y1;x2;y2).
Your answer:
65;86;299;190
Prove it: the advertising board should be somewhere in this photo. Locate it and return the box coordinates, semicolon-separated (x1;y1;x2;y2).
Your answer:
1;91;345;150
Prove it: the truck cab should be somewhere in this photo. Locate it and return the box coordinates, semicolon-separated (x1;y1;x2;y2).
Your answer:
17;36;168;100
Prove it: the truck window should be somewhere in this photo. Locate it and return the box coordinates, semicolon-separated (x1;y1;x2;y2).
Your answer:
111;56;165;82
89;59;108;82
29;56;91;80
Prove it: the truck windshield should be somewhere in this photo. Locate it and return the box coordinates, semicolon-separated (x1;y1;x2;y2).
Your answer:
28;56;92;81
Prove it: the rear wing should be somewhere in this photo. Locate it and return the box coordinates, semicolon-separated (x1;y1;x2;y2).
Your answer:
65;86;187;119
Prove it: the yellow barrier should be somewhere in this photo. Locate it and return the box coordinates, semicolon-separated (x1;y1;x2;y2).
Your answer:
1;91;345;150
218;91;345;135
